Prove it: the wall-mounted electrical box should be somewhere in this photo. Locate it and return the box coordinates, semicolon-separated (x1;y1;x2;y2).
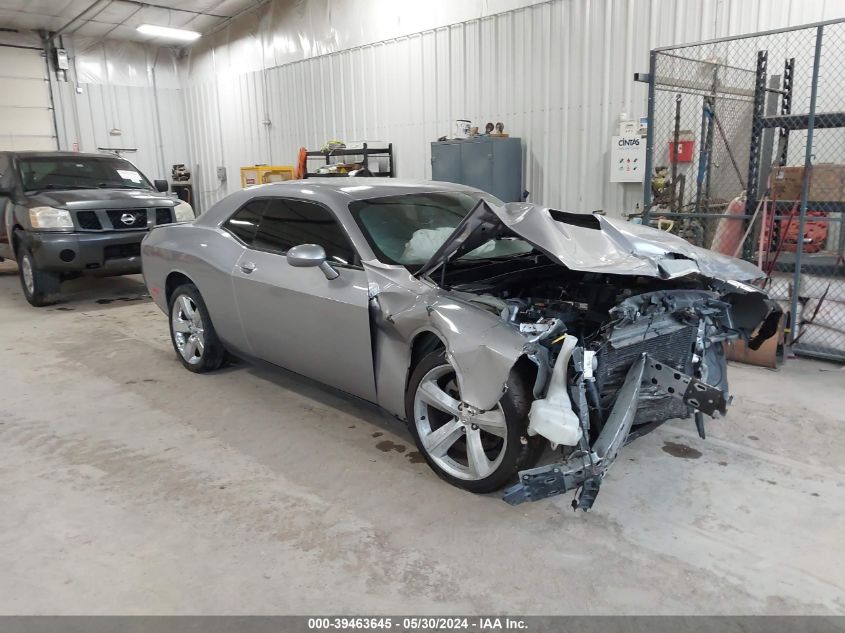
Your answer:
610;134;646;183
217;166;227;182
55;48;69;71
668;131;695;163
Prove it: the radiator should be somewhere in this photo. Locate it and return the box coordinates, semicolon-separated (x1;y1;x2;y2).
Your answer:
596;322;697;424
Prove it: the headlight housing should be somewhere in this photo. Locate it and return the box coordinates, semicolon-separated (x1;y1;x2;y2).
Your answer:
29;206;73;230
173;201;196;222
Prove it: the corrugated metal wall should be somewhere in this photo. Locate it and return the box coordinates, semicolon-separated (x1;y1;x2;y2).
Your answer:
47;0;843;214
53;81;187;182
50;38;189;184
181;0;845;215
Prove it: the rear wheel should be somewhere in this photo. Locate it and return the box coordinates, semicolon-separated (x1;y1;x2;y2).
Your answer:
17;240;61;307
405;350;543;494
168;284;226;373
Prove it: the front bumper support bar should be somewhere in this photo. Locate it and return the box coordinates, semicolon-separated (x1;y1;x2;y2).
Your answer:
503;353;647;508
503;352;725;508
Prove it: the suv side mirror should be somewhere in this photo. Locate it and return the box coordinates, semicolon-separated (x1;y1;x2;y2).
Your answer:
154;179;169;193
286;243;339;280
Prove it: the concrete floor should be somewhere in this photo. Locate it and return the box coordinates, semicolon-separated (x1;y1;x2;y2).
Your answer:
0;260;843;615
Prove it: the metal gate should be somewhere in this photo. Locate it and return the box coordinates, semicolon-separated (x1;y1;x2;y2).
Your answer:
643;19;845;362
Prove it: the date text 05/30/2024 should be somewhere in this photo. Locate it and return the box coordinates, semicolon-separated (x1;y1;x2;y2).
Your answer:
307;617;528;630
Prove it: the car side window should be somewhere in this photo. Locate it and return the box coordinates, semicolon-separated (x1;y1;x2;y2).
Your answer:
253;198;357;266
223;199;267;244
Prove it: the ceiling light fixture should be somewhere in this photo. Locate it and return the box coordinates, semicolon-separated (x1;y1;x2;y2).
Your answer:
136;24;201;42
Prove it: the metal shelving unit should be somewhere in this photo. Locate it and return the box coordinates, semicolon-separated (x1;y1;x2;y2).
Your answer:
743;30;845;361
303;143;394;178
642;19;845;363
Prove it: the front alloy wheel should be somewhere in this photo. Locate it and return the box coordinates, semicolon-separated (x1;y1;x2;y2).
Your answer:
413;364;509;481
405;350;543;494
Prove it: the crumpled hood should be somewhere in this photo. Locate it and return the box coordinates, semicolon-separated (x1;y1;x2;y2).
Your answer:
415;200;764;282
25;188;174;210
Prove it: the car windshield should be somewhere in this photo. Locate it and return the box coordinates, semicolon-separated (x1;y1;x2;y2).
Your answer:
18;156;153;192
349;191;533;266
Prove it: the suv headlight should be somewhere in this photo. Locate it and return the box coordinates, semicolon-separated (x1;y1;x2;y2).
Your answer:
29;206;73;230
173;201;196;222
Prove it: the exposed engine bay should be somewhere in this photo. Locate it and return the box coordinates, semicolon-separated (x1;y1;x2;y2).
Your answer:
438;253;781;508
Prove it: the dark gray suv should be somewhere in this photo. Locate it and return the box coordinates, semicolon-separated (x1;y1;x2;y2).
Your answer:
0;152;196;306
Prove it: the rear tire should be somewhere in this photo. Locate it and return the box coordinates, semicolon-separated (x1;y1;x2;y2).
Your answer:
405;350;543;494
17;240;61;307
168;283;226;373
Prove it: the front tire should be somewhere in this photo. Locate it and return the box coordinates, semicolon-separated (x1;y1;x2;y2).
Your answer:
168;283;226;373
17;242;61;307
405;350;543;494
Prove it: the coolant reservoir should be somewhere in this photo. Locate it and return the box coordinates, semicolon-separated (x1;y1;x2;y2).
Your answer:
527;336;582;446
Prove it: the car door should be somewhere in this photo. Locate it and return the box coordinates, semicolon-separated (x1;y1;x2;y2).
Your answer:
230;196;377;402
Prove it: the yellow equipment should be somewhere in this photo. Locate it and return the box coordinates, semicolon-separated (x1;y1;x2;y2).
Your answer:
240;165;295;188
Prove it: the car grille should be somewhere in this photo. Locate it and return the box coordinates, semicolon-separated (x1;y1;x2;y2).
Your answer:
106;209;148;230
104;242;142;260
596;324;697;425
76;211;102;230
73;207;173;232
155;207;174;225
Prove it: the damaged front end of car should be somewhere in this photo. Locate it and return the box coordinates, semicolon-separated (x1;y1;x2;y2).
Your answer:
366;199;781;509
502;282;780;509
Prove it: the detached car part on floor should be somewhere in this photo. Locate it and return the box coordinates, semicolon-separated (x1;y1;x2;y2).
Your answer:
141;179;780;509
0;151;195;306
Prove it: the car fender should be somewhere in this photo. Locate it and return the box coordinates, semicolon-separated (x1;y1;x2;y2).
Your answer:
363;260;527;418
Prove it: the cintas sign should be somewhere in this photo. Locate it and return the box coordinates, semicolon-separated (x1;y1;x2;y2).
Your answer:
610;134;646;183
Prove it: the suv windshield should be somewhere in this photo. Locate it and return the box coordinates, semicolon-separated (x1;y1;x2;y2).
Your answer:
349;191;532;266
18;156;153;193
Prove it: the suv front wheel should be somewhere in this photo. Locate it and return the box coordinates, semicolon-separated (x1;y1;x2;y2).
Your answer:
16;239;61;307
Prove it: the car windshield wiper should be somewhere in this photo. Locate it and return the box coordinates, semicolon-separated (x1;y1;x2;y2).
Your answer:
455;250;537;265
96;183;143;189
24;184;96;193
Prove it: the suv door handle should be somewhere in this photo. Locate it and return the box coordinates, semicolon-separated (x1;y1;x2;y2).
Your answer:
240;261;256;274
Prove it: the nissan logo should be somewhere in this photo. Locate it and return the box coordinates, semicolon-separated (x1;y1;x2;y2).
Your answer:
120;213;137;226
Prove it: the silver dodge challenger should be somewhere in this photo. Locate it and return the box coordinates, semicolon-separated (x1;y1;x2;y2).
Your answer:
141;179;780;508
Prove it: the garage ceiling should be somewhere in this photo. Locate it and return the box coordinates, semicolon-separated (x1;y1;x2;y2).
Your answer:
0;0;262;43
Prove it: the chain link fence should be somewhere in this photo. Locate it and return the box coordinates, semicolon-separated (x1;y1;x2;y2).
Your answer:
644;19;845;363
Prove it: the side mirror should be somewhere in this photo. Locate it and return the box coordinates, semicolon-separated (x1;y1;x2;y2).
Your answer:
286;243;339;280
154;179;169;193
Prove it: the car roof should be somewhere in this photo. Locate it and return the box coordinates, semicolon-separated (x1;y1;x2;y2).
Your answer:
5;151;130;160
247;178;481;201
195;177;490;229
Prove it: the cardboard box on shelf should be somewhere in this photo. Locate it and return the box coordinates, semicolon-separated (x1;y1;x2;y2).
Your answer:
811;164;845;201
771;166;803;200
771;163;845;201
